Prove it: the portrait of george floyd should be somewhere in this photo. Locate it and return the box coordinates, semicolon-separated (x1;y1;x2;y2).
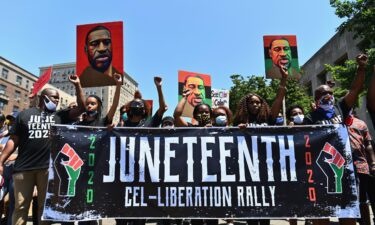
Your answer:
77;21;124;87
263;35;301;80
178;70;212;118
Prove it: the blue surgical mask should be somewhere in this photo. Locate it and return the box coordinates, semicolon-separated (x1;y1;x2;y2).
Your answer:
275;117;284;125
215;115;227;126
44;96;57;112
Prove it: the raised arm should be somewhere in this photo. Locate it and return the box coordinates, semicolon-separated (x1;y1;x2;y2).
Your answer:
173;90;190;127
68;75;86;119
344;54;367;108
367;65;375;113
106;73;123;123
270;66;288;119
154;77;168;117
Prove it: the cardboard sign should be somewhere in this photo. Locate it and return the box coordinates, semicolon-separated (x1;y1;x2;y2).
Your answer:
178;70;212;118
77;21;124;87
211;89;229;108
263;35;300;79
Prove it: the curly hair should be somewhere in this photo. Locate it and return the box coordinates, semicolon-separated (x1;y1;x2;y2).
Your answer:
233;93;271;125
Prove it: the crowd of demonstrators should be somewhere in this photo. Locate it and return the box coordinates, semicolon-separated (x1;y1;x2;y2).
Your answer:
0;52;375;225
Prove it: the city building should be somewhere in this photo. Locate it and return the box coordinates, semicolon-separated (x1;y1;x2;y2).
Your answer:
0;56;36;115
39;62;138;124
0;56;76;116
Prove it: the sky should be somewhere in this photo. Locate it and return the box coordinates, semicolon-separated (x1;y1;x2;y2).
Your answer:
0;0;343;116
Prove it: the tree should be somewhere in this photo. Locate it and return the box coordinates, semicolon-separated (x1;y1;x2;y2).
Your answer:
330;0;375;50
326;1;375;107
229;75;313;116
324;48;375;103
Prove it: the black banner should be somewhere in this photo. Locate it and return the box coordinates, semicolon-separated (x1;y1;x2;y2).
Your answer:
43;125;359;221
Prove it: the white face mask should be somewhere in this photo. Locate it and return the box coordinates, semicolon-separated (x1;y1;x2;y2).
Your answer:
318;94;335;111
215;115;227;126
293;114;304;124
44;96;57;112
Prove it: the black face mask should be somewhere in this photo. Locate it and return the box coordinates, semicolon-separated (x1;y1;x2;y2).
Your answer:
130;107;144;117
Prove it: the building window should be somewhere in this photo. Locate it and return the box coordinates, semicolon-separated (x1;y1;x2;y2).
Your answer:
16;75;23;85
0;84;6;95
13;105;19;113
26;80;29;89
305;81;313;97
0;101;5;111
317;71;327;85
1;68;9;79
15;90;21;101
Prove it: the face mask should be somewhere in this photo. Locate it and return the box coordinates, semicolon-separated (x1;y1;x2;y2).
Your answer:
44;96;57;112
275;117;284;125
318;94;335;111
86;110;98;117
121;113;128;121
293;114;304;124
195;114;211;126
215;115;227;126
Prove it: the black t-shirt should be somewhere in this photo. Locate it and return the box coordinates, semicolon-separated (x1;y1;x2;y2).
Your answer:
304;98;350;125
124;112;162;127
9;107;71;172
233;115;275;126
76;116;109;127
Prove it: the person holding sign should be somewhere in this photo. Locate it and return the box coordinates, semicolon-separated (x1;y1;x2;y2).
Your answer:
0;75;85;225
233;66;288;127
76;73;122;126
173;90;218;225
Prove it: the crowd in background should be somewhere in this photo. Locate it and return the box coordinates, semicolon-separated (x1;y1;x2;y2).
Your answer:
0;53;374;225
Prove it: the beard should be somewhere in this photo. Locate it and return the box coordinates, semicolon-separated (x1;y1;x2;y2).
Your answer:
89;51;112;73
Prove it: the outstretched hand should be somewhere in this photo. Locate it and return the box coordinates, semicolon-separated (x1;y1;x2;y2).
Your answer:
154;76;162;87
68;74;81;85
113;73;123;86
356;54;368;69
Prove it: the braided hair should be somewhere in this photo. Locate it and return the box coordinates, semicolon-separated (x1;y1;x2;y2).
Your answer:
233;93;271;125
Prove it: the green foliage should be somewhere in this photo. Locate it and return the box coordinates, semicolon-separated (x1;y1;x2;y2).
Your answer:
229;75;313;116
324;48;375;102
330;0;375;50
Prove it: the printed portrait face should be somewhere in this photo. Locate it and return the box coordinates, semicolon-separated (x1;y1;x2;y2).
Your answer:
185;76;206;107
77;21;123;87
178;70;212;118
263;35;300;80
269;39;292;69
86;27;113;73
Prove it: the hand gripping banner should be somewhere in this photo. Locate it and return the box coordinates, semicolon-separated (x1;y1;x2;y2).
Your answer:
43;124;359;221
